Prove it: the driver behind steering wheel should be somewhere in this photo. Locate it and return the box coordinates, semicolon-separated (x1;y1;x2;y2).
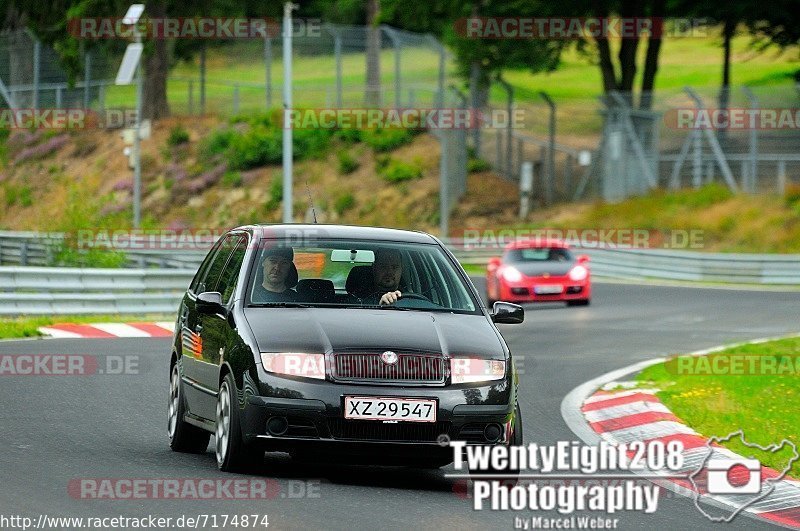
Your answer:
372;248;405;305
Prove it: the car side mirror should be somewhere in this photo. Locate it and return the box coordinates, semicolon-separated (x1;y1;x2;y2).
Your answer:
488;257;501;270
576;254;590;264
197;291;224;314
491;301;524;324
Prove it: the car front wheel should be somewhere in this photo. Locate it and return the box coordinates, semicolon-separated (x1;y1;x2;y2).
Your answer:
215;373;263;472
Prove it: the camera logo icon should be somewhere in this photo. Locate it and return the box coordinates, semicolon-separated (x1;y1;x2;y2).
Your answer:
706;458;761;495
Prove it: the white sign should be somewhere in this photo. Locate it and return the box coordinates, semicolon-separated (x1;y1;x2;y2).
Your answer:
115;43;143;85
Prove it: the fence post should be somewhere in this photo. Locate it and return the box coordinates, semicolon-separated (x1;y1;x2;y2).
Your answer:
439;131;450;238
333;30;342;107
200;45;206;115
188;79;194;115
496;76;514;179
540;91;556;204
742;87;759;192
692;129;702;188
55;86;62;108
778;160;786;195
98;83;105;114
264;36;273;108
382;27;402;108
84;50;92;110
32;39;41;110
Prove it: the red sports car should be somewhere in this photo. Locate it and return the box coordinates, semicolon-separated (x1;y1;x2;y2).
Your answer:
486;239;591;306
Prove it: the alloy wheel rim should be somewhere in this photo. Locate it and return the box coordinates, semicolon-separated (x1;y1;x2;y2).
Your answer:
215;382;231;465
168;367;179;439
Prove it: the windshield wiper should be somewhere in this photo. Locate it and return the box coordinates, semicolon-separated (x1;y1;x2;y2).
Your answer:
248;302;316;308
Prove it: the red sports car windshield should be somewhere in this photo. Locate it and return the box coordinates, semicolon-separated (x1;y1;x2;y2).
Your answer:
504;248;573;263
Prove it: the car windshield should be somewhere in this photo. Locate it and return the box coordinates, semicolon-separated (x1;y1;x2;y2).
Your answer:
246;238;478;313
505;247;573;262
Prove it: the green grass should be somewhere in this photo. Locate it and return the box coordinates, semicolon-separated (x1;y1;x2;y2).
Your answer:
0;314;175;339
637;336;800;476
98;29;799;139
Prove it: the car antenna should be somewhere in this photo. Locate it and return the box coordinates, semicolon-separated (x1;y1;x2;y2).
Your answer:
304;178;317;224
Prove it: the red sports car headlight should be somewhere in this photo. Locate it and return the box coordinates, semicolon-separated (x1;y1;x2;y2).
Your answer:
569;265;589;281
501;266;523;282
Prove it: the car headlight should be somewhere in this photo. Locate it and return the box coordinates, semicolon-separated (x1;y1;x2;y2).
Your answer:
502;266;523;282
450;357;506;384
569;265;588;281
260;352;326;380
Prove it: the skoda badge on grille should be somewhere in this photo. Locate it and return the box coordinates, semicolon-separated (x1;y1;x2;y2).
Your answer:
381;351;398;365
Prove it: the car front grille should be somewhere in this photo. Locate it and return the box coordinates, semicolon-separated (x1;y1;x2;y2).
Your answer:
332;352;445;384
327;419;451;442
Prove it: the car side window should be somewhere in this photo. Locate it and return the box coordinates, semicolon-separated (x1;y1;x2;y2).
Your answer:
215;236;248;304
189;239;224;294
195;234;238;294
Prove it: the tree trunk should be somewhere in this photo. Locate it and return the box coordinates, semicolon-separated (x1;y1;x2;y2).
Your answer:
639;0;665;110
717;17;736;145
617;0;639;104
365;0;381;106
591;0;618;94
142;0;170;120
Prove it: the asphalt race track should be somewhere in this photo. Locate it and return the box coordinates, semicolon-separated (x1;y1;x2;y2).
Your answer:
1;282;797;530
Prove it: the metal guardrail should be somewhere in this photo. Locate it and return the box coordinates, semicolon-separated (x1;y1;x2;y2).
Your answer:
0;267;194;315
1;234;800;316
446;242;800;285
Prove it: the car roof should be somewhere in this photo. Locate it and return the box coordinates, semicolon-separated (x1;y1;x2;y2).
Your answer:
233;224;438;244
505;238;570;250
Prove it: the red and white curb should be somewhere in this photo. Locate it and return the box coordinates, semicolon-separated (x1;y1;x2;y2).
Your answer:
38;322;175;339
561;335;800;529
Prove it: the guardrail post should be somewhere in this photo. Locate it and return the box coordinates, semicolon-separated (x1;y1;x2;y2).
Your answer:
20;242;28;266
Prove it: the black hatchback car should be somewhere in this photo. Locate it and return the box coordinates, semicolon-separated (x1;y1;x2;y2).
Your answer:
168;224;524;472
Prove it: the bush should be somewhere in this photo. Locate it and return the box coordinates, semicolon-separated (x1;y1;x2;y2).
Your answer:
167;125;190;147
334;128;362;144
227;127;282;170
222;170;243;187
200;128;236;159
784;183;800;206
265;176;283;211
55;246;127;268
334;192;356;215
362;128;413;152
376;156;423;183
468;157;491;173
337;150;359;174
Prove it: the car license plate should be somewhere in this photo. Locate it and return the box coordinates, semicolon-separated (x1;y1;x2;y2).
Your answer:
534;285;563;294
344;396;437;422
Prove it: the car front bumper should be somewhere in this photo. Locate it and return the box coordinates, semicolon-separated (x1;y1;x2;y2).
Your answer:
241;378;517;465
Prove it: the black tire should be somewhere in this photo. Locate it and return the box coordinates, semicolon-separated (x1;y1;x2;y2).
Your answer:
469;403;523;486
567;299;590;307
215;373;264;473
168;363;211;453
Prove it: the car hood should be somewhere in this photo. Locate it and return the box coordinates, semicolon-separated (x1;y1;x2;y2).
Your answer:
243;307;504;358
506;261;575;277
